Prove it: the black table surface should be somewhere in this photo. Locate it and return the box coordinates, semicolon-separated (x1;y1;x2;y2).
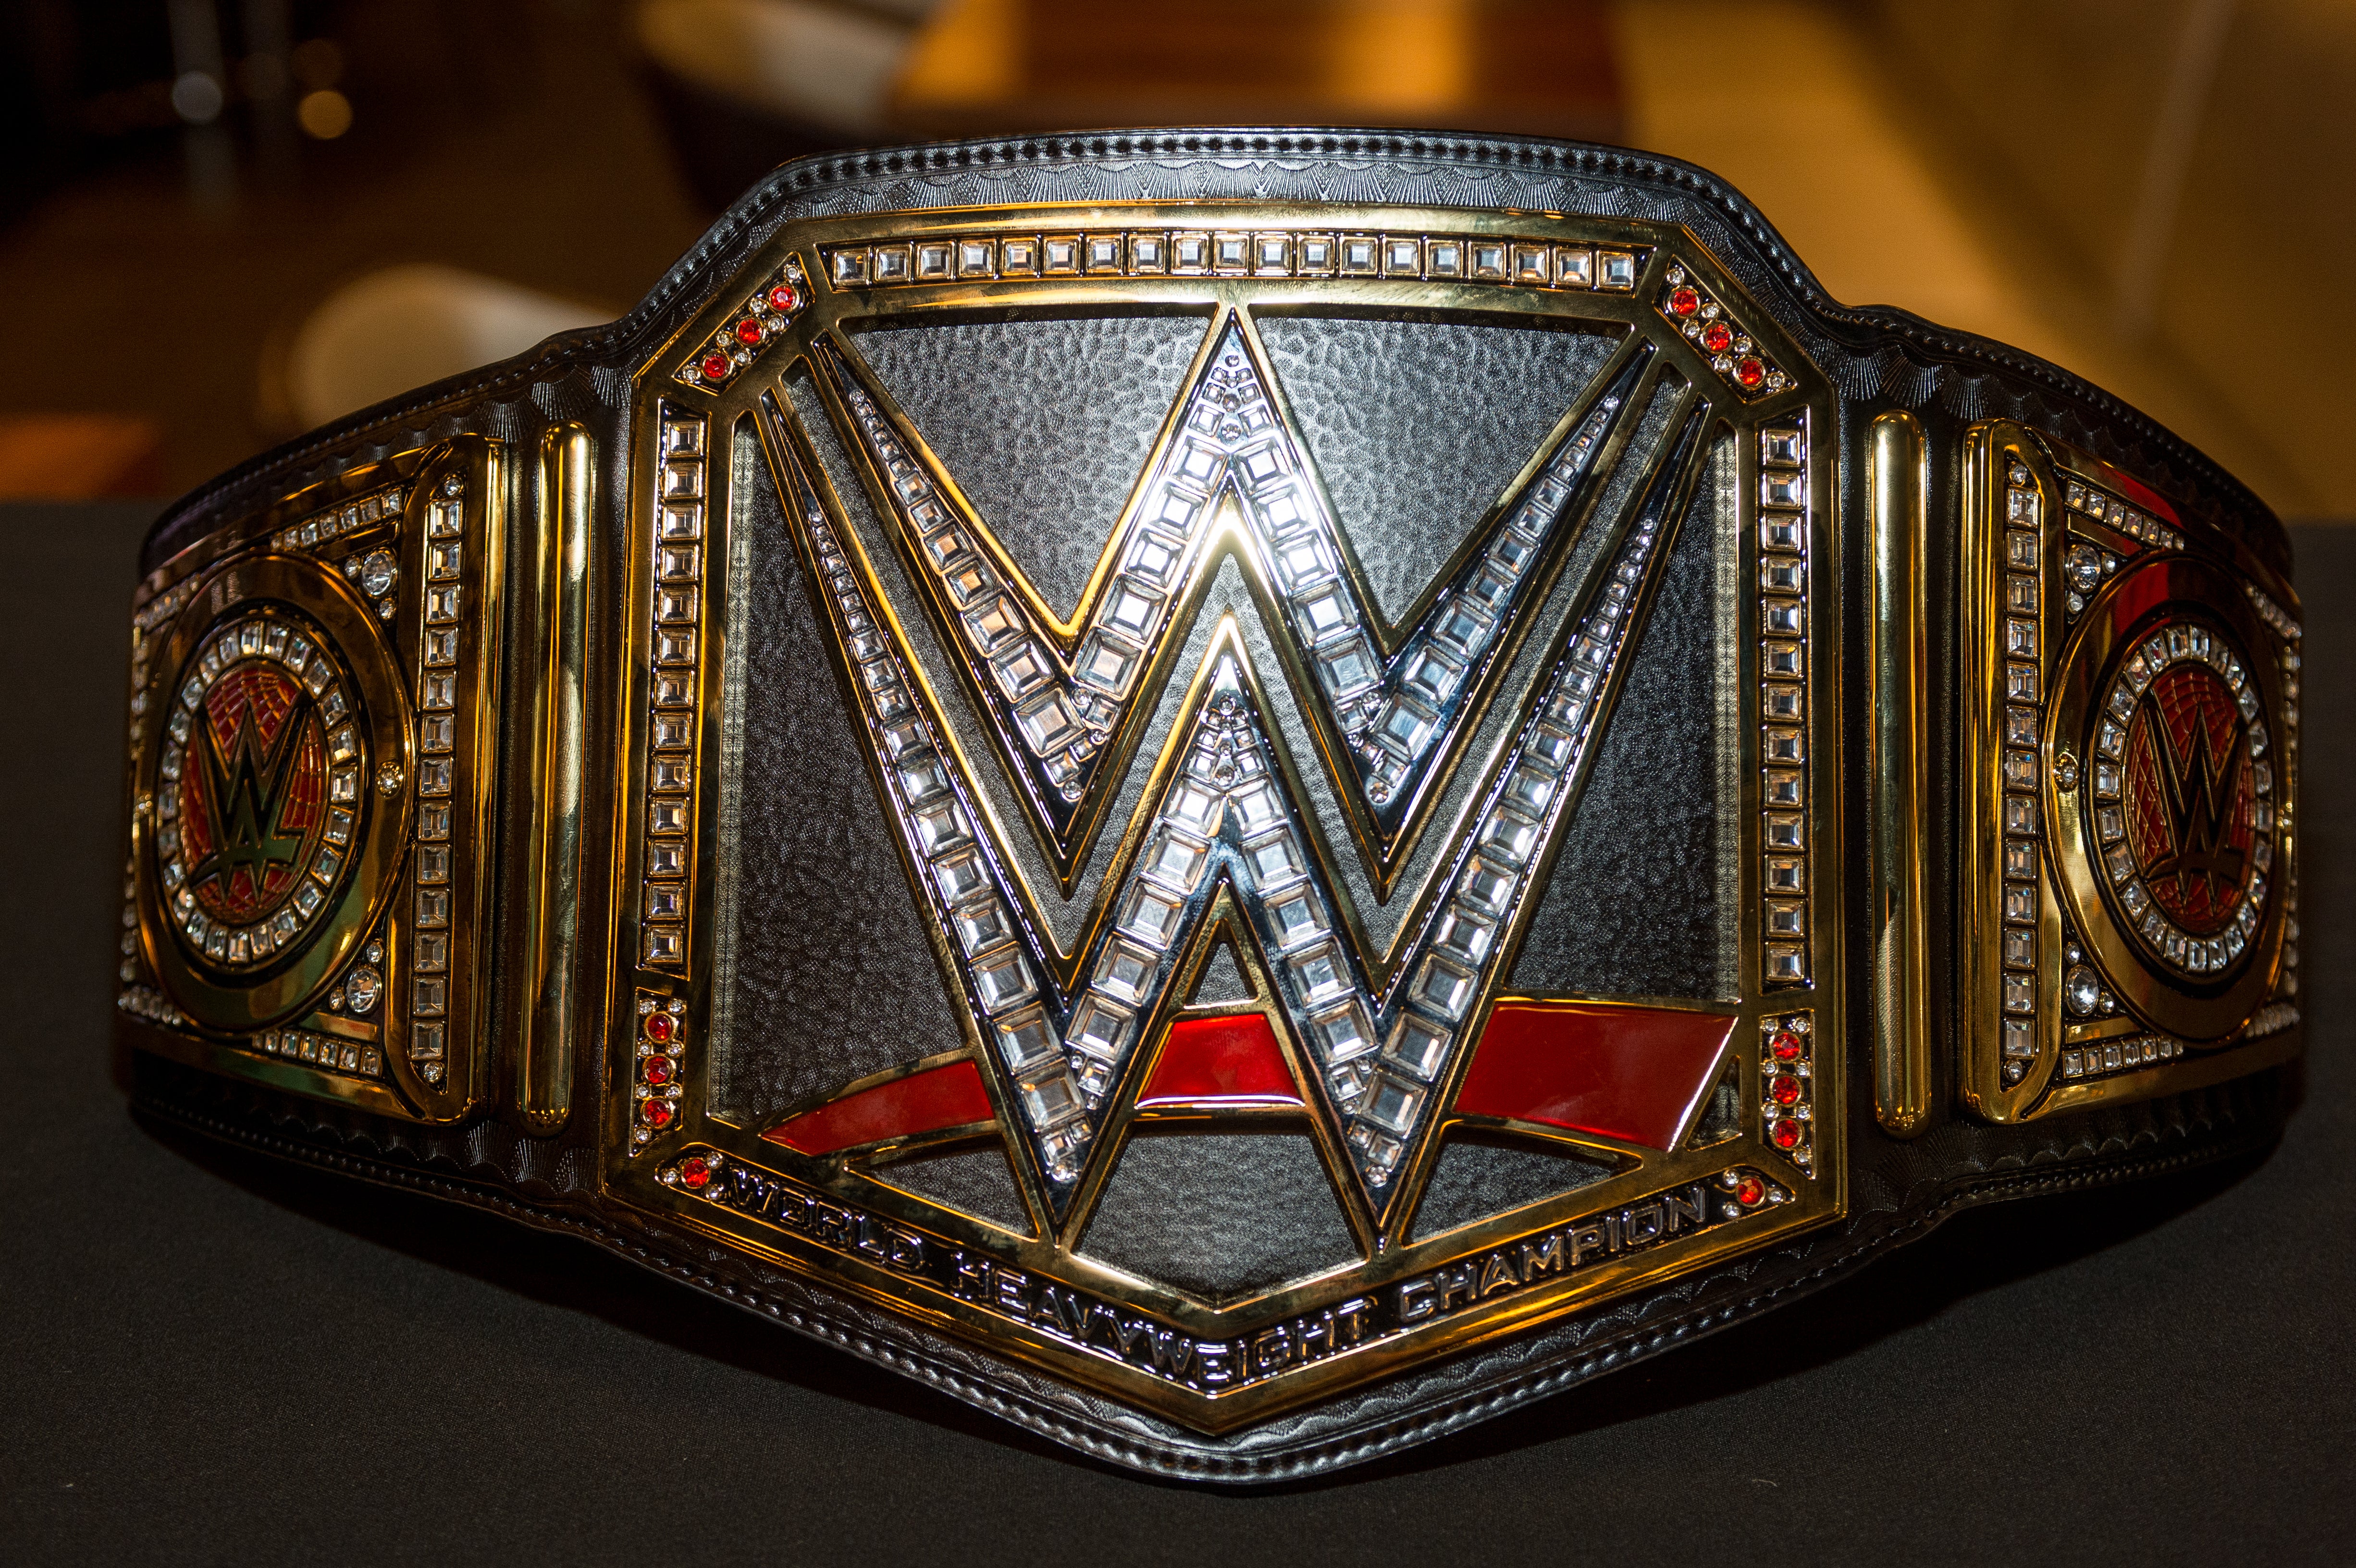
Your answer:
7;504;2350;1565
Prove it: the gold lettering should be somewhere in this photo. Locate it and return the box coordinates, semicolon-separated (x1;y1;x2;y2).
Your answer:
1569;1222;1608;1265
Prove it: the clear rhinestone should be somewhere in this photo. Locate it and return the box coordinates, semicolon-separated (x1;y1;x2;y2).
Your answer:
358;549;397;597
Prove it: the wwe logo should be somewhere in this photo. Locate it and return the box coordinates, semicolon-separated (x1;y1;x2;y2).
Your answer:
759;313;1712;1237
2142;688;2248;908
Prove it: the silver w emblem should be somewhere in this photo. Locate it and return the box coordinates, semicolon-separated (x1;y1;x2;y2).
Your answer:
761;312;1710;1238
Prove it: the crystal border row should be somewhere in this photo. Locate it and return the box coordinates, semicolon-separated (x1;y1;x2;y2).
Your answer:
2087;620;2273;977
1659;261;1793;398
1759;1012;1814;1174
2063;477;2183;552
408;470;469;1084
1995;460;2047;1086
826;230;1645;294
2246;582;2301;644
154;610;360;972
674;254;809;389
2061;1033;2186;1081
272;481;405;556
642;407;708;971
631;991;689;1151
1757;418;1810;987
254;1025;382;1077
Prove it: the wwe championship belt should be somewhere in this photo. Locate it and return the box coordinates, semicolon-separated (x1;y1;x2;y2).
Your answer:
116;132;2303;1479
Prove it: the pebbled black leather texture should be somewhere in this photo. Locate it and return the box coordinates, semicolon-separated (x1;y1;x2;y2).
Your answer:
123;128;2297;1483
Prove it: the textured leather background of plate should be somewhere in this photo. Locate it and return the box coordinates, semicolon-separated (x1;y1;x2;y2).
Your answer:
121;130;2298;1481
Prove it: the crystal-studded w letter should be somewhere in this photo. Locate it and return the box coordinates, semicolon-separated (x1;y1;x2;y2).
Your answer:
756;309;1713;1242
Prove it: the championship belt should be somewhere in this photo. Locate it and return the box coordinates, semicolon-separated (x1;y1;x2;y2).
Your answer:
116;132;2303;1479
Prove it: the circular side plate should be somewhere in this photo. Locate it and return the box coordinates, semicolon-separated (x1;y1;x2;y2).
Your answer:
134;554;413;1030
2048;554;2288;1040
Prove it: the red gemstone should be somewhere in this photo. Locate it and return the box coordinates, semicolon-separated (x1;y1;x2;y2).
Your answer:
644;1010;676;1044
699;352;730;381
734;317;764;346
643;1054;675;1086
1700;321;1733;354
1769;1028;1803;1062
1770;1117;1802;1149
767;283;801;314
641;1097;674;1128
1769;1073;1802;1107
1736;355;1766;389
678;1155;711;1189
1735;1174;1766;1206
1668;285;1700;317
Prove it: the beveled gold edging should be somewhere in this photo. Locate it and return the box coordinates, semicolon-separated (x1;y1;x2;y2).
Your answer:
515;424;594;1132
1867;411;1933;1136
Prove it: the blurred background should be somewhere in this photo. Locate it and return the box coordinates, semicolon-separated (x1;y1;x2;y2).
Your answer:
0;0;2347;520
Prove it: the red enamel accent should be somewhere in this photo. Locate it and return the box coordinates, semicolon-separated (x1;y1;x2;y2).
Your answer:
764;1059;996;1156
2110;468;2181;525
643;1010;676;1044
678;1155;711;1190
699;352;730;381
1700;320;1733;354
1669;285;1700;317
1137;1014;1303;1110
1454;1003;1734;1151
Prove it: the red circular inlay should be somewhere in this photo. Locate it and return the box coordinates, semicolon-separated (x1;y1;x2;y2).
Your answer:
2121;649;2255;937
1735;1175;1765;1206
678;1155;711;1189
734;317;763;346
1700;321;1733;354
767;283;801;314
643;1054;674;1086
1770;1117;1802;1150
1735;356;1766;389
1669;285;1700;317
644;1010;676;1044
1769;1029;1803;1062
699;352;730;381
1769;1073;1802;1107
641;1097;674;1129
